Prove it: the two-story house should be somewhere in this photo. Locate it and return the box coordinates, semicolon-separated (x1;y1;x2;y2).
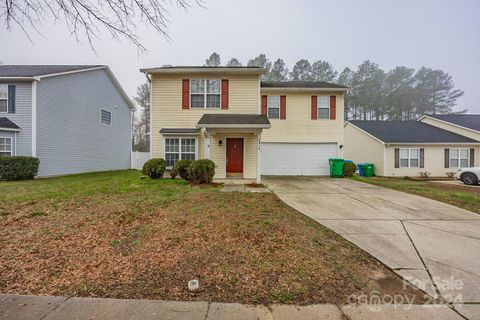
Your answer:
141;66;349;182
0;65;133;177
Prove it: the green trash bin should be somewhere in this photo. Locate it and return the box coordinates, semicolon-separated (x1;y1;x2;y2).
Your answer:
328;158;344;178
363;163;375;177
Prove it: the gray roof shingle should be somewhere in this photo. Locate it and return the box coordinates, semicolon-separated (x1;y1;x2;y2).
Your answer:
349;120;479;143
197;114;270;126
0;117;21;130
427;114;480;132
261;81;349;89
0;65;104;77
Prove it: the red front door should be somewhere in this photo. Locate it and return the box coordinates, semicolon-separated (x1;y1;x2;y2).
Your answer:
226;138;244;174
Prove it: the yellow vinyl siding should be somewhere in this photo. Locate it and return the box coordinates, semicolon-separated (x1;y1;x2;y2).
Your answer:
150;74;260;159
420;117;480;142
343;123;385;176
210;133;257;179
385;145;480;177
260;91;344;143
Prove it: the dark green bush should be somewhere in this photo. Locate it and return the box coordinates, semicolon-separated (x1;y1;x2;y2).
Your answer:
0;156;40;181
142;158;166;179
188;159;215;184
343;161;357;177
172;159;193;180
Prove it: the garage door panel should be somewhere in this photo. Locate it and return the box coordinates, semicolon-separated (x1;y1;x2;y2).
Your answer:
261;143;337;176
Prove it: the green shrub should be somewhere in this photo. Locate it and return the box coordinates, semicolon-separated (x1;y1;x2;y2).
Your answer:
142;158;166;179
172;159;193;180
0;156;40;181
343;161;357;177
188;159;215;184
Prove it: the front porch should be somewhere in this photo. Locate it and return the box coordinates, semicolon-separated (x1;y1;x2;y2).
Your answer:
197;114;270;183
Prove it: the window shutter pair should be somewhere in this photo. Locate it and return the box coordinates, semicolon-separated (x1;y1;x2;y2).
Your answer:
395;148;424;168
8;85;15;113
181;79;229;109
311;95;336;120
261;95;286;119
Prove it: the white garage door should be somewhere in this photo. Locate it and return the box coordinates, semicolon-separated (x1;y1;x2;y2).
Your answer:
261;143;338;176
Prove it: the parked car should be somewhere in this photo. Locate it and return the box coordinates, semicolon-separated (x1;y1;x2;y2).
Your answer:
456;167;480;185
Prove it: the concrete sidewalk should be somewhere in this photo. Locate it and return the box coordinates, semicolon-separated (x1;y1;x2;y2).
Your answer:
0;294;470;320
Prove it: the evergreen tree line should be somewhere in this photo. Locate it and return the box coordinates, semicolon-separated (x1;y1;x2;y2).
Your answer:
205;52;466;120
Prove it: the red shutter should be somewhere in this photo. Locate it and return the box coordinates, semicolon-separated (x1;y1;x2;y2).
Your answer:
311;96;317;120
330;96;336;120
221;79;229;110
420;148;425;168
280;95;286;120
444;149;450;168
470;148;475;167
261;95;267;115
394;148;400;168
182;79;189;109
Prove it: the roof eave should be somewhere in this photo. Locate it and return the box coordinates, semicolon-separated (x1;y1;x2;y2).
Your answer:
261;87;349;93
0;127;22;132
196;124;271;129
141;67;267;76
384;142;480;145
0;77;39;81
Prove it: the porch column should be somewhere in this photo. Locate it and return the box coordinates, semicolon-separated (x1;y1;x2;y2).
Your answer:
205;132;211;159
256;131;262;184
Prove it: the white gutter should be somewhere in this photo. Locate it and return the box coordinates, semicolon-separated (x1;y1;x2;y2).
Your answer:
141;67;267;76
196;124;271;129
0;127;21;132
261;87;348;93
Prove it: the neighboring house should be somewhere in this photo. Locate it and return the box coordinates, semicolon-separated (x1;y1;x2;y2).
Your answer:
141;66;348;182
344;120;480;177
0;65;133;177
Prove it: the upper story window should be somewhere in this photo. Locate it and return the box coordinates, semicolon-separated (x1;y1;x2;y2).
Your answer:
400;148;419;168
267;96;280;119
0;85;8;113
449;148;469;168
0;137;12;156
101;109;112;125
317;96;330;119
190;79;221;109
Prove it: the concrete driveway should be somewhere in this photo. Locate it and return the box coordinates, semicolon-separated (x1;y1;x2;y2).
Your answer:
264;177;480;317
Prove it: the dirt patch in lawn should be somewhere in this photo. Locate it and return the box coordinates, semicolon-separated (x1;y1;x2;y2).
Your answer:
0;171;426;304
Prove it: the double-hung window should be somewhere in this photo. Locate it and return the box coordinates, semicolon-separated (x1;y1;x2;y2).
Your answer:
101;109;112;125
190;79;221;109
317;96;330;119
0;85;8;113
449;148;469;168
165;138;196;167
0;137;12;156
267;96;280;119
400;148;419;168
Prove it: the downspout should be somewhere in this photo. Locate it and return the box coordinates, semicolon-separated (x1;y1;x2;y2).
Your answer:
383;143;388;177
31;80;37;157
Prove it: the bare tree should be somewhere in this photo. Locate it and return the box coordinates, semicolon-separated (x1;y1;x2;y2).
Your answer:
2;0;202;50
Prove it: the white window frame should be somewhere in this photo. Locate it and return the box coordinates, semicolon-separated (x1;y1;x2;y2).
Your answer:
449;148;470;168
0;84;8;114
399;148;420;168
189;79;221;109
100;109;112;126
317;95;330;120
164;137;198;168
0;137;12;156
267;95;280;119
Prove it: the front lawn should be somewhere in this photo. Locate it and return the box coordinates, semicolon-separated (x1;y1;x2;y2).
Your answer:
0;170;423;304
351;175;480;214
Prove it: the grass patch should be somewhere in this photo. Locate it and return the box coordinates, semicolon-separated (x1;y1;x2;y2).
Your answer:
351;175;480;214
0;170;423;304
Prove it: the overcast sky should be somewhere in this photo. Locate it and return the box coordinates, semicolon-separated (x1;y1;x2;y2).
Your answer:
1;0;479;113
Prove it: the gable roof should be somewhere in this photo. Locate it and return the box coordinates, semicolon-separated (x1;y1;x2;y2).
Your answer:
261;81;348;89
0;117;21;131
348;120;479;143
0;65;104;77
197;114;270;129
0;65;134;109
140;66;266;76
423;114;480;132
